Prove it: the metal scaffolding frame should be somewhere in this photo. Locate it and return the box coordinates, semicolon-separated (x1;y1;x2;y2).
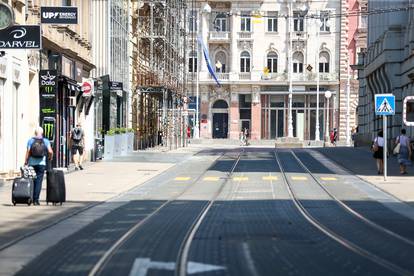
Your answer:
131;0;187;150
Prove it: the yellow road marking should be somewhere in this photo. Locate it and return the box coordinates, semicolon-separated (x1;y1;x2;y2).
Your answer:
233;176;248;181
321;177;337;181
262;176;278;181
291;176;308;181
174;177;191;181
203;176;220;181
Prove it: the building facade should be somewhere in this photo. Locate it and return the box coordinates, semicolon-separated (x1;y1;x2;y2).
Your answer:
0;0;34;178
356;0;414;145
131;0;187;150
338;0;367;143
187;0;342;142
91;0;131;137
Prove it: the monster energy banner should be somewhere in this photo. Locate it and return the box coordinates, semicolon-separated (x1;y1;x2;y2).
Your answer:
42;117;56;142
39;70;58;142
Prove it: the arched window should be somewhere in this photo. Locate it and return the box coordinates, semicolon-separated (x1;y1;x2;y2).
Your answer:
188;51;197;73
240;51;251;73
212;99;229;108
267;52;278;73
319;51;330;73
293;52;303;73
215;51;227;73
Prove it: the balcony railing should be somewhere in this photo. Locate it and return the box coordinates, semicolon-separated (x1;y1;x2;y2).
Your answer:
239;72;251;80
209;73;229;80
209;32;230;41
238;32;252;40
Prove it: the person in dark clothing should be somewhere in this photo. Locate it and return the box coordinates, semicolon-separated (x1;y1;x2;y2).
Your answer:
70;123;85;170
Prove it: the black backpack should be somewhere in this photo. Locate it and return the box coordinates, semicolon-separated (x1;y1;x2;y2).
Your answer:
72;128;83;142
30;138;46;158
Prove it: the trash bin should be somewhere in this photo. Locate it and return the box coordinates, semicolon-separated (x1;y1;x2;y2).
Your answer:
95;138;103;160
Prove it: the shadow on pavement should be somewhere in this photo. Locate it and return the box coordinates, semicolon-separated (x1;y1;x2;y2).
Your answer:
12;198;414;276
315;147;413;177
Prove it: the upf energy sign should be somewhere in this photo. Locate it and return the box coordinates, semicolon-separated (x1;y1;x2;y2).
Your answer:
375;94;395;116
41;7;78;24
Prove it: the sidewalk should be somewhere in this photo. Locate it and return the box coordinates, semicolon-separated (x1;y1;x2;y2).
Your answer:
316;147;414;205
0;160;174;250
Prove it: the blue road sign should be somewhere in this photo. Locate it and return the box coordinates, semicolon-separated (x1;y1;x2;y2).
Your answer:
375;94;395;116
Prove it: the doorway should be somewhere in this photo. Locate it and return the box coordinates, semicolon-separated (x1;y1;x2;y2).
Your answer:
213;113;228;138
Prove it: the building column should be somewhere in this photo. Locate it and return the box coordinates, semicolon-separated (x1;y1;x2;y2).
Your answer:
229;86;239;139
250;86;261;140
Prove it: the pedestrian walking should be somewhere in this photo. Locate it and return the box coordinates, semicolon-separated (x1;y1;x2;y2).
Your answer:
372;130;385;175
24;127;53;205
333;128;338;146
243;128;249;146
70;122;85;170
351;126;357;146
395;129;412;174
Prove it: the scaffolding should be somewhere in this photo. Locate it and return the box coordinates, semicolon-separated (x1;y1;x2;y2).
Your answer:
131;0;187;150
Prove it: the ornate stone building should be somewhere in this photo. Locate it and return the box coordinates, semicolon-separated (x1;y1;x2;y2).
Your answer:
187;0;342;142
356;0;414;145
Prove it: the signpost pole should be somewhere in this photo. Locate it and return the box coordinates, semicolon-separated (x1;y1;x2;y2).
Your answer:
383;115;387;181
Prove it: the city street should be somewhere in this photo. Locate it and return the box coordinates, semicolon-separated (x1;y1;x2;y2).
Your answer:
1;145;413;276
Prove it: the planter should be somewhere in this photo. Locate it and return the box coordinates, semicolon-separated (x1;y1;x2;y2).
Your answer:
120;134;128;156
127;132;134;153
104;135;115;160
114;134;122;156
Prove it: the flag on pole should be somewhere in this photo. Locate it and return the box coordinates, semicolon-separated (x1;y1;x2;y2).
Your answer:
197;36;221;87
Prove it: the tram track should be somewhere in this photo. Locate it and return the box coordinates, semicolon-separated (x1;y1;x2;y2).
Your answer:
274;150;414;276
176;151;242;276
290;150;414;247
88;149;243;276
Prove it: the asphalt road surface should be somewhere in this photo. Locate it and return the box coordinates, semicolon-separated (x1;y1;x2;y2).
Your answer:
15;148;414;276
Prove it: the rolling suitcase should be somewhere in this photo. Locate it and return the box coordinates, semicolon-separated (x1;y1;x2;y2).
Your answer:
46;169;66;205
12;178;34;206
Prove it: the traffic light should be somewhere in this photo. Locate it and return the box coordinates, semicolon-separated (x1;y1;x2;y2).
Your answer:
403;96;414;126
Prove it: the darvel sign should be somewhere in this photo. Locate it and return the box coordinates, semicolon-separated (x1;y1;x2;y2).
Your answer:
0;25;41;49
41;7;78;24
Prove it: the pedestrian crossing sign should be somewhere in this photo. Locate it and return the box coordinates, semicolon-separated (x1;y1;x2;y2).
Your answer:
375;94;395;116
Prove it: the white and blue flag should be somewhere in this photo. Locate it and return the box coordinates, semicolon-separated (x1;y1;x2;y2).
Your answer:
198;36;221;87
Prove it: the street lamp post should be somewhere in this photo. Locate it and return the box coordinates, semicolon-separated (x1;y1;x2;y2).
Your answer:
288;1;294;138
346;65;351;146
325;90;332;142
315;12;321;141
194;3;211;139
288;2;308;138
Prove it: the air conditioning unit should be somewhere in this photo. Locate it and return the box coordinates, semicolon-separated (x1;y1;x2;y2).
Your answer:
68;96;76;107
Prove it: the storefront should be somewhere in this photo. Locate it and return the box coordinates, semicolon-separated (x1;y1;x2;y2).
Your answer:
39;51;94;168
197;84;336;141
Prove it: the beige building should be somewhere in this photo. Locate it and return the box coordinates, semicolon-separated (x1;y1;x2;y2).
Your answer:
187;0;341;142
0;0;94;179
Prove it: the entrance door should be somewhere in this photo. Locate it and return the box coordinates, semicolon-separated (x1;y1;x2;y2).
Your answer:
212;113;228;138
296;111;305;140
269;110;285;139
